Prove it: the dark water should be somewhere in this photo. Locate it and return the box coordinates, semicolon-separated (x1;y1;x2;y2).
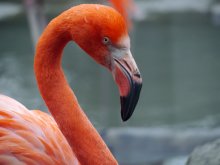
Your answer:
0;12;220;128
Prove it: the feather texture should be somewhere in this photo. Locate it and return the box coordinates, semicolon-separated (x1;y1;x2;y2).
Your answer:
0;95;79;165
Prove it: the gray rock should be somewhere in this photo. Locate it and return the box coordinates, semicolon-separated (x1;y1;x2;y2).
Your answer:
187;139;220;165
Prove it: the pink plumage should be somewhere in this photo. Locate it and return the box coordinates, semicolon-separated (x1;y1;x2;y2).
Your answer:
0;95;79;165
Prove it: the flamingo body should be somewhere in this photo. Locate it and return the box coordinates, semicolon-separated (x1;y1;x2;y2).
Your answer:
0;95;78;165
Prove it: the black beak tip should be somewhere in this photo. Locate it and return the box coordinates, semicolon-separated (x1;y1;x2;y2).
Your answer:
121;105;130;122
120;81;142;122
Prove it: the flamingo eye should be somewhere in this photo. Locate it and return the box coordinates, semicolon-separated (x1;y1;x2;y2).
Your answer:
103;37;110;45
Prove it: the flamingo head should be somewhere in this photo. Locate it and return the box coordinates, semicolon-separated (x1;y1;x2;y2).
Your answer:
70;4;142;121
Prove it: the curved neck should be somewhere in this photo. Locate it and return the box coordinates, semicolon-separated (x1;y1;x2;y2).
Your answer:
34;13;117;165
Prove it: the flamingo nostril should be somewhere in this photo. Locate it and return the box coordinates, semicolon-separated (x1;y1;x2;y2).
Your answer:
134;73;141;78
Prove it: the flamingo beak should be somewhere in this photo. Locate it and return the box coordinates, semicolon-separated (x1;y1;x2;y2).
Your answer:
112;51;142;121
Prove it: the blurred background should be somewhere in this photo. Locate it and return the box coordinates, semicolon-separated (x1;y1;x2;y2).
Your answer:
0;0;220;164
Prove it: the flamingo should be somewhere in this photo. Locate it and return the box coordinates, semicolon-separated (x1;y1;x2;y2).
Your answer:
0;3;142;165
109;0;134;22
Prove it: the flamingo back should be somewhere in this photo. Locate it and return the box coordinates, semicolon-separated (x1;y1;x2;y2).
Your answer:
0;95;79;165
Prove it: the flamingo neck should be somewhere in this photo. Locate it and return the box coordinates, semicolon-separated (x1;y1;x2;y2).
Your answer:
34;14;117;165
